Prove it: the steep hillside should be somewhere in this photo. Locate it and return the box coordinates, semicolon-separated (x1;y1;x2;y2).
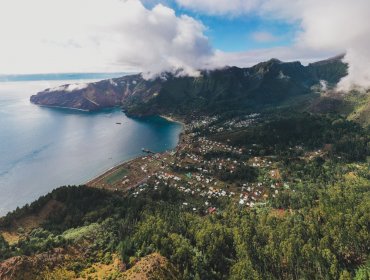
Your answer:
30;56;348;116
307;54;348;85
30;74;162;112
122;253;180;280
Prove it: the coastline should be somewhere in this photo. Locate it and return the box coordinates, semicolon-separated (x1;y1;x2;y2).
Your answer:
86;114;186;189
159;114;185;126
37;104;91;112
85;155;143;186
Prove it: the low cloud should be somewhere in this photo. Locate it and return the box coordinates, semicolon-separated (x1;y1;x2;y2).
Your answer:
0;0;213;77
211;46;335;69
1;0;369;89
177;0;370;90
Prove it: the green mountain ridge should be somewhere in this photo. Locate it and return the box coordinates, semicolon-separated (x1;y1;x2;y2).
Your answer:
30;56;349;116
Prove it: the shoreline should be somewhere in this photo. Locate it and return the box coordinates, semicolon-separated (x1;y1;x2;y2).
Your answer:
86;114;186;187
159;114;185;126
37;104;91;112
84;155;143;186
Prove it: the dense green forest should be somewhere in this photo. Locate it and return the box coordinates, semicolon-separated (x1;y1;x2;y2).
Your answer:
210;113;369;161
0;109;369;279
0;176;368;279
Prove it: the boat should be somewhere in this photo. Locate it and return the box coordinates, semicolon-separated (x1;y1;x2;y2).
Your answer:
141;148;154;154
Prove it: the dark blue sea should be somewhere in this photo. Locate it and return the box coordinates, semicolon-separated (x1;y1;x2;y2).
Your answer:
0;75;182;215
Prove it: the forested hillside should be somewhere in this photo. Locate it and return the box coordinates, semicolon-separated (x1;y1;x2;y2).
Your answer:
0;108;369;279
3;55;369;279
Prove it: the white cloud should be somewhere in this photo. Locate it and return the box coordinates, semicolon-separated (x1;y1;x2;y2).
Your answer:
0;0;212;77
177;0;261;16
1;0;369;90
112;2;213;78
211;46;335;69
177;0;370;89
251;31;279;43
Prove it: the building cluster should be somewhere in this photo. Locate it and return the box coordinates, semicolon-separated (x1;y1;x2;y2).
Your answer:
123;114;296;211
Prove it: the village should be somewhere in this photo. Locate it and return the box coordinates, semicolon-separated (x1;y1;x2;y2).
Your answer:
86;113;302;214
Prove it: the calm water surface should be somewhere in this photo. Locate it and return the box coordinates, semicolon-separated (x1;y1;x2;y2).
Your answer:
0;80;182;215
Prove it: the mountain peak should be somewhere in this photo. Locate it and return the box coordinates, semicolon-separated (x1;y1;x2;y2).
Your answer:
268;58;282;64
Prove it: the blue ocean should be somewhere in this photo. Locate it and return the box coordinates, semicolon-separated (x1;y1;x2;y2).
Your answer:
0;74;182;215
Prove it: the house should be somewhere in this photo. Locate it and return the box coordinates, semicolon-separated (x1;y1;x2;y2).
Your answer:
207;207;217;214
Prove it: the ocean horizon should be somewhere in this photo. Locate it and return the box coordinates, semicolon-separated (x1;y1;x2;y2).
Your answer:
0;72;132;83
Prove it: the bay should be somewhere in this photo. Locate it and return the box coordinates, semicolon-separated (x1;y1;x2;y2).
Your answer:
0;79;182;216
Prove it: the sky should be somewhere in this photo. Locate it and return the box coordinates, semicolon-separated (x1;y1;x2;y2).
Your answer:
0;0;369;89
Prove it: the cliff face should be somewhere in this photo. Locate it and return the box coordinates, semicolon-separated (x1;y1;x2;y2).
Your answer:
30;56;348;115
30;74;159;112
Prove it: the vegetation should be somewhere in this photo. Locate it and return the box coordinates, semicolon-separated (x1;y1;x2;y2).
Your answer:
31;55;349;118
1;110;369;278
307;54;348;85
0;235;10;260
122;56;349;117
1;137;369;279
3;56;370;279
1;170;368;279
212;113;369;161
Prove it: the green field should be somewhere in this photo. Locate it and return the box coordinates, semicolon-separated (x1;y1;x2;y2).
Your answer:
103;167;129;185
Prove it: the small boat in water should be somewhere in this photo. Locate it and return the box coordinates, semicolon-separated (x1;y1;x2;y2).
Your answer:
142;148;154;154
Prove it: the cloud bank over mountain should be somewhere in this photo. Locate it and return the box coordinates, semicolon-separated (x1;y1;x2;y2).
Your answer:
0;0;369;89
177;0;370;90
